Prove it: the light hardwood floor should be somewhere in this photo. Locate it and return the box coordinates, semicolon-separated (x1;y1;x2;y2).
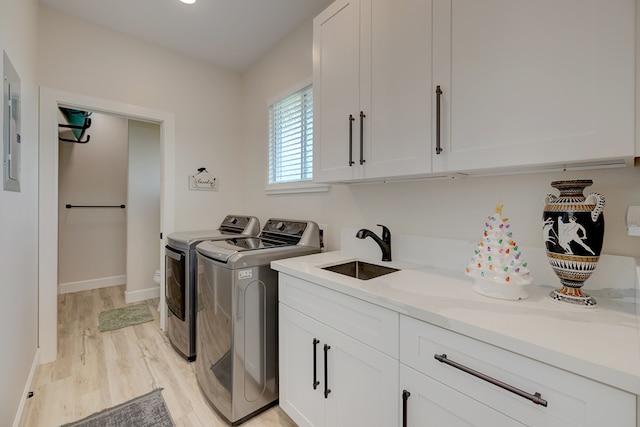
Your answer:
19;285;297;427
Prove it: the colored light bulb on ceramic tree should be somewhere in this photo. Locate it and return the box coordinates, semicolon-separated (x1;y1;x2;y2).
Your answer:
466;203;532;300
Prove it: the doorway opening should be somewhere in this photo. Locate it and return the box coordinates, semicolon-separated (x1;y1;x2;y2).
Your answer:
39;87;175;364
58;111;161;306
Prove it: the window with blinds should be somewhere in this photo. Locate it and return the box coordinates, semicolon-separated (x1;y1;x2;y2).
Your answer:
268;84;313;184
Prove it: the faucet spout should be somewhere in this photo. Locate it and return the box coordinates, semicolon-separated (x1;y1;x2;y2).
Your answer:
355;224;392;262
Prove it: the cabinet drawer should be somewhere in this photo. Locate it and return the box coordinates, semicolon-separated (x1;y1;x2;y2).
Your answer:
400;364;524;426
400;315;635;427
279;273;399;358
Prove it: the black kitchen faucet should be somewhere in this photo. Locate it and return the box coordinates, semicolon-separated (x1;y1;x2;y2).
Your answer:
356;224;391;262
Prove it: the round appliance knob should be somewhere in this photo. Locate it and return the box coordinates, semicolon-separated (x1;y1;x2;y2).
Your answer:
230;217;238;224
276;221;285;231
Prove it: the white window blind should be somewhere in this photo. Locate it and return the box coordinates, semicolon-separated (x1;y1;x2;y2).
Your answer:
269;84;313;184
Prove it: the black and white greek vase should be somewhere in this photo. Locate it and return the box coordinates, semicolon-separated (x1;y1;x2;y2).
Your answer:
542;180;605;307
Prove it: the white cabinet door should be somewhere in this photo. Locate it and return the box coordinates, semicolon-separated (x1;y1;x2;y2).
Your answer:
313;0;433;183
400;365;524;427
313;0;361;182
432;0;636;173
279;304;325;427
362;0;432;179
325;327;398;427
279;302;399;427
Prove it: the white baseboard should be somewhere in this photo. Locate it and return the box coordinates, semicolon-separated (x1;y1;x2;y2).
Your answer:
58;275;126;294
12;348;40;427
125;285;160;304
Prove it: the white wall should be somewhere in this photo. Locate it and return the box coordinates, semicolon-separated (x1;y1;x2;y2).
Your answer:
38;7;245;230
37;6;240;363
0;0;40;425
126;120;161;302
241;20;358;248
241;19;640;259
58;112;128;291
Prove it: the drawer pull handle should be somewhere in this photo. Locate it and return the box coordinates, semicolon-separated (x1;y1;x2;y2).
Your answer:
348;115;355;166
324;344;331;398
434;353;548;407
435;85;443;154
359;111;366;165
313;338;320;390
402;389;410;427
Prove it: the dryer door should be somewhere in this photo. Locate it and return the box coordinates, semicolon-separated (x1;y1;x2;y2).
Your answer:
165;245;186;321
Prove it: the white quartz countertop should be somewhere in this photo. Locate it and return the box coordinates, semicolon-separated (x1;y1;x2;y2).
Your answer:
272;250;640;395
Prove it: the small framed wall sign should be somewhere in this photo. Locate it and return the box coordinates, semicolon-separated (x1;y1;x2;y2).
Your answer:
189;167;218;191
3;51;21;192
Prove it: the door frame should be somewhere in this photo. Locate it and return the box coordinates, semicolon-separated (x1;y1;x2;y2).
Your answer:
38;87;175;364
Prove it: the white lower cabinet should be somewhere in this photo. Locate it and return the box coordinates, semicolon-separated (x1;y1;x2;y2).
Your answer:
400;315;636;427
278;275;399;427
277;272;637;426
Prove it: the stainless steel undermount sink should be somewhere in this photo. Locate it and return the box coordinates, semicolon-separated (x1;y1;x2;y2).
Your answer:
322;260;399;280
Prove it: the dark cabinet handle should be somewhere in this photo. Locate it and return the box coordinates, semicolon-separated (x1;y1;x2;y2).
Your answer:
435;86;443;154
324;344;331;398
313;339;320;390
434;354;548;407
359;111;366;165
402;390;410;427
348;115;355;166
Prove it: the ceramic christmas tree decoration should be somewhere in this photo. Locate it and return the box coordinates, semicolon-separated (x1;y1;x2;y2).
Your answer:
542;180;605;308
466;203;532;300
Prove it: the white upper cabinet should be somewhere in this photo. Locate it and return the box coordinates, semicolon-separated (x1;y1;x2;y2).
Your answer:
313;0;433;183
313;0;636;182
432;0;636;173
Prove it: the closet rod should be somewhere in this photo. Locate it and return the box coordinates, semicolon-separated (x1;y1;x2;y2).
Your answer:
65;204;126;209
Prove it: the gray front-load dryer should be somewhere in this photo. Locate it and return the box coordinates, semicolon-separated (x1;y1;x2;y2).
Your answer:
165;215;259;361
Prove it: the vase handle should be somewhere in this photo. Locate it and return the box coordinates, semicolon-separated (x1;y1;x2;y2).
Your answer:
585;193;605;222
544;194;557;205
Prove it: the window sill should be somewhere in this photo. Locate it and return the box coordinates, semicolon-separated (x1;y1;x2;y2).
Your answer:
265;182;330;195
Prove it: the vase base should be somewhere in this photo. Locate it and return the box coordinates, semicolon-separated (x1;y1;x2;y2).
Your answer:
472;279;528;301
549;288;597;308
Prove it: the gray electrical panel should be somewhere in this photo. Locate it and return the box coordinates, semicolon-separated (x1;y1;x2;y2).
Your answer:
3;51;21;192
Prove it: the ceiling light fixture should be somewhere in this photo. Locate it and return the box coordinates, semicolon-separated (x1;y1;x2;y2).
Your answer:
180;0;196;4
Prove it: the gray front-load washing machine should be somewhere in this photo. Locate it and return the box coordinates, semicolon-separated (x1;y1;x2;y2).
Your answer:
195;219;321;425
